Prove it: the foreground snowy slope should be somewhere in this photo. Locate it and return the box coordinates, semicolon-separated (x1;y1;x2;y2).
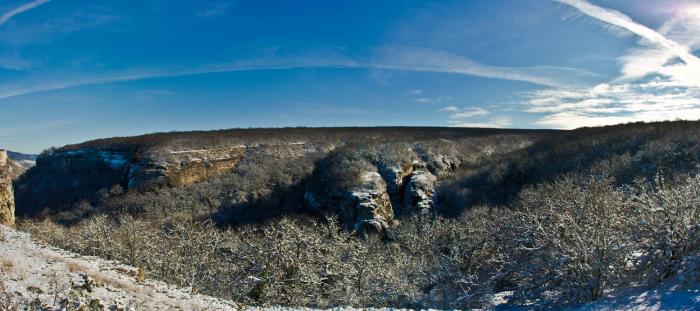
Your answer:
0;225;239;310
2;223;699;310
0;224;413;310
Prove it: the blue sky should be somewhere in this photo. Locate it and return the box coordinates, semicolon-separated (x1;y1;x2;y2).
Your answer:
0;0;699;153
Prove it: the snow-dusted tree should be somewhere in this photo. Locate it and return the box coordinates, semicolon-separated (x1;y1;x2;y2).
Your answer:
629;175;700;284
502;177;630;305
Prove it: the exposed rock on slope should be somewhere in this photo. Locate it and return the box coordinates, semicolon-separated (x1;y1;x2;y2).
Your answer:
348;172;395;231
305;150;444;231
306;170;395;232
31;147;247;191
5;158;29;180
15;147;249;215
0;150;15;226
403;167;437;213
128;147;246;188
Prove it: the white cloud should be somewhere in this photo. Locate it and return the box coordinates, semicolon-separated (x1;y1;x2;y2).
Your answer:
615;4;700;87
0;53;32;71
524;79;700;129
0;0;50;26
450;117;512;128
415;96;451;104
438;106;459;113
525;1;700;129
406;89;423;95
0;54;361;101
438;106;498;127
448;107;489;119
555;0;700;67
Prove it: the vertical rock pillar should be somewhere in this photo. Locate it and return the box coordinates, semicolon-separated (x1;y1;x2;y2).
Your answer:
0;149;15;226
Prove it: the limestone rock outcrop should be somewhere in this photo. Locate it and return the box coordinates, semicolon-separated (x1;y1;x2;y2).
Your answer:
14;147;247;216
28;146;246;192
0;150;15;226
127;147;246;189
306;171;395;232
403;167;437;213
305;150;448;231
349;172;395;231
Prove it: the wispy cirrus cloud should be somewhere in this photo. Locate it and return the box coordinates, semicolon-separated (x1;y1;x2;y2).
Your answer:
0;46;603;101
524;0;700;129
556;0;700;87
438;106;506;128
196;0;236;18
0;54;360;101
0;0;50;26
525;81;700;128
372;46;603;89
555;0;700;67
450;117;513;128
406;88;451;104
445;107;489;119
415;96;451;104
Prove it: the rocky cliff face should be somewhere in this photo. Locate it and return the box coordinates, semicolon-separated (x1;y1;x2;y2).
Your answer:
306;170;395;232
14;142;333;216
127;147;246;188
14;147;248;216
15;128;543;230
0;150;16;226
29;147;247;192
304;145;459;232
403;167;437;213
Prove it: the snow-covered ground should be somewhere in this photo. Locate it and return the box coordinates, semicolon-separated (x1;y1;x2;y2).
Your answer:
491;281;700;310
0;225;239;310
0;225;415;310
574;281;700;311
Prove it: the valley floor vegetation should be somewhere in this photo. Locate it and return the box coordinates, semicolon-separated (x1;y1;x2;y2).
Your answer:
13;121;700;309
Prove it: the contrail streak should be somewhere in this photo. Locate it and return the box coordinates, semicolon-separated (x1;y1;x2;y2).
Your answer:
0;0;51;26
555;0;700;66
